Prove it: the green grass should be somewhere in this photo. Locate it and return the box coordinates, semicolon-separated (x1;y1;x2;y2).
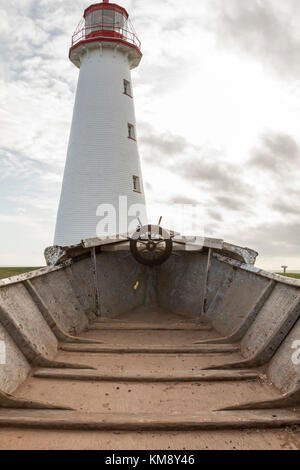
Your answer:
0;267;42;280
276;273;300;279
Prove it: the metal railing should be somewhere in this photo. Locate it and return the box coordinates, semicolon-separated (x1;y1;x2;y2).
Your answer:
72;22;141;50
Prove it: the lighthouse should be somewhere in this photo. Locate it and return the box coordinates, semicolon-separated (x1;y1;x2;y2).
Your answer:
54;0;146;247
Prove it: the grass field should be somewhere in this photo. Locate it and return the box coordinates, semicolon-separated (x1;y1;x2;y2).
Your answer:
0;267;41;280
276;273;300;279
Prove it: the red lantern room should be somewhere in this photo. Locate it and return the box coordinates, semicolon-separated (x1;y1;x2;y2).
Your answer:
69;0;142;69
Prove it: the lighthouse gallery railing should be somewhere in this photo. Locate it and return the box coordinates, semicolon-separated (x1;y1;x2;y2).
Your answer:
72;21;141;50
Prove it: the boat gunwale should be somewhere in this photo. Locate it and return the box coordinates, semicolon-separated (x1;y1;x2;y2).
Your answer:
214;253;300;288
0;261;71;288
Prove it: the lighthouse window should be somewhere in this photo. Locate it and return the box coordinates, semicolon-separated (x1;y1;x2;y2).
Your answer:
128;124;136;140
86;9;126;36
133;176;141;193
115;12;125;31
86;10;102;34
102;10;114;31
123;80;132;97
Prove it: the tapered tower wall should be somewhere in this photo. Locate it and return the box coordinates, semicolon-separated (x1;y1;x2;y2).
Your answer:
54;3;146;246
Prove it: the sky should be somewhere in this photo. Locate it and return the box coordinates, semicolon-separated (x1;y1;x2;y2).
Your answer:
0;0;300;270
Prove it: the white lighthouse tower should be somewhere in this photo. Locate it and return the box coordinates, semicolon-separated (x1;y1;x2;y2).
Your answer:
54;0;146;246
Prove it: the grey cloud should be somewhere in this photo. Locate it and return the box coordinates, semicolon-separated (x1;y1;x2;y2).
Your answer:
134;54;193;95
139;129;188;159
211;0;300;78
0;148;47;179
272;200;300;216
179;159;252;197
232;220;300;258
249;132;300;174
215;195;247;212
0;2;76;91
130;1;198;94
0;148;60;182
205;222;223;235
139;125;253;198
168;195;200;205
206;209;223;222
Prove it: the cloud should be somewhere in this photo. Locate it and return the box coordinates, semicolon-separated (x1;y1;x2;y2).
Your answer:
231;220;300;258
1;0;300;268
168;195;200;205
272;200;300;217
215;195;248;212
249;132;300;175
0;212;51;266
0;148;51;180
211;0;300;79
135;54;194;96
206;209;223;223
139;126;189;160
140;124;252;196
178;158;251;196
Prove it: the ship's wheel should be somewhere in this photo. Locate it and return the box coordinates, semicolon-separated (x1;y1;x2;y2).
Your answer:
130;224;173;267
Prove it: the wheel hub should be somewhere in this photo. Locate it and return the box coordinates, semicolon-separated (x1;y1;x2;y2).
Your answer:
129;225;173;267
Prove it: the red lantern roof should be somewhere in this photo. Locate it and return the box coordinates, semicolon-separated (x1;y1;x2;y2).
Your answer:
84;1;129;20
69;0;142;69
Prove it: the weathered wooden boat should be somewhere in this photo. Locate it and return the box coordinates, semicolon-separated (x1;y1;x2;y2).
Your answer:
0;228;300;449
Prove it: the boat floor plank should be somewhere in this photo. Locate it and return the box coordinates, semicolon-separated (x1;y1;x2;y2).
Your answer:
101;307;198;324
14;376;279;414
56;350;244;370
0;409;299;431
90;322;212;331
59;343;239;354
33;368;260;383
3;305;299;449
81;328;219;344
1;428;299;450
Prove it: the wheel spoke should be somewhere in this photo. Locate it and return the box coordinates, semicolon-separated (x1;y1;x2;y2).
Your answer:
131;229;172;266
